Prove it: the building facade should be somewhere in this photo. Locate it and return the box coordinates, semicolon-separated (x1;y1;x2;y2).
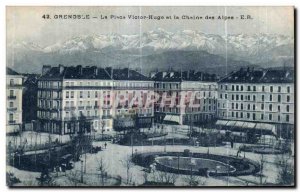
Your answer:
6;68;23;133
37;65;154;135
152;71;218;125
217;68;294;138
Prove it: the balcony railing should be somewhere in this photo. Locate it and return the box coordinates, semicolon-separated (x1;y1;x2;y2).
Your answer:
7;107;17;111
64;106;76;110
86;106;93;110
102;115;112;119
78;106;85;110
7;95;16;100
8;120;16;124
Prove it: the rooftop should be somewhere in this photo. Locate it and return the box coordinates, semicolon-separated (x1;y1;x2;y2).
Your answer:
151;71;218;82
7;67;20;76
218;67;294;84
39;65;151;81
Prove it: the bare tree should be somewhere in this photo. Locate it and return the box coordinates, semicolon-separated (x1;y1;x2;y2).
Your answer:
96;157;107;186
183;174;205;186
276;153;294;186
120;155;134;185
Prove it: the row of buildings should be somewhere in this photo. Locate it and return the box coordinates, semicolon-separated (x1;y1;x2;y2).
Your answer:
6;65;294;138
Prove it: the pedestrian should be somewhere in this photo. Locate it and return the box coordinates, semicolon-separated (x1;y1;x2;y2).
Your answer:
104;142;107;149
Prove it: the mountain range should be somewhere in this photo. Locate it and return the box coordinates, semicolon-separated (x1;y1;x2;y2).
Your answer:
7;28;294;76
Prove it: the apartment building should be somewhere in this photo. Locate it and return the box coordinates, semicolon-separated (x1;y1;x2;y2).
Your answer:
7;68;23;133
37;65;154;135
217;67;294;138
152;71;218;125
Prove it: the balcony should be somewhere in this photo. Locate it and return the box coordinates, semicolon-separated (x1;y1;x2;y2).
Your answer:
64;106;76;111
78;106;85;110
8;120;16;124
7;107;17;111
7;95;16;100
94;105;100;109
64;117;77;121
102;115;112;119
86;106;93;110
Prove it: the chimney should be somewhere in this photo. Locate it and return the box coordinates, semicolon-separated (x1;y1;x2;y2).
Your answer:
59;64;64;74
42;65;51;75
162;72;167;78
92;66;98;76
150;72;156;78
77;65;83;75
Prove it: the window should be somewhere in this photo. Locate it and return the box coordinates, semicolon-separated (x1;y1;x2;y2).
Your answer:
262;86;265;92
261;114;264;120
286;115;290;122
253;95;256;101
269;114;272;121
247;113;250;119
95;91;98;98
236;95;239;100
286;105;290;112
278;105;281;112
9;114;13;121
231;103;234;109
10;90;14;96
236;103;238;109
253;113;256;120
88;91;90;98
225;85;228;90
287;86;290;93
262;95;265;101
247;86;251;91
278;95;281;102
236;85;239;91
270;95;272;101
240;112;243;118
241;86;243;91
232;112;234;117
247;104;250;110
220;94;223;99
270;86;273;92
9;102;13;107
241;95;243;100
287;95;290;102
253;104;255;110
261;104;264;110
241;103;243;110
253;86;256;91
10;79;14;85
232;85;235;91
232;95;234;100
278;115;281;121
269;104;273;111
66;91;69;98
71;91;74;98
80;91;83;98
221;85;223;90
236;112;238;117
278;86;281;92
225;94;227;99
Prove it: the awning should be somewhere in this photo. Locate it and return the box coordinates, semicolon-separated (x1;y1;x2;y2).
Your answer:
242;122;256;129
216;120;228;126
163;115;180;124
235;121;245;127
226;121;237;126
255;123;276;135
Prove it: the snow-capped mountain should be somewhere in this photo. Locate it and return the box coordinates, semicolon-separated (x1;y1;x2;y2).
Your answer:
7;29;294;75
9;28;294;58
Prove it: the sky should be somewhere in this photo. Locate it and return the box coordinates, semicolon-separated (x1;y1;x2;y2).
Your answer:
6;6;294;46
